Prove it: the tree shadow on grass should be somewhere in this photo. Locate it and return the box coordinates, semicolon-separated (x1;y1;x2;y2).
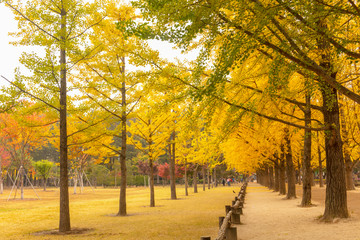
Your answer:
160;198;185;200
32;228;93;236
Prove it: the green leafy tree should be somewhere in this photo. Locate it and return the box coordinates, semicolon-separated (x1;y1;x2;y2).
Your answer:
33;160;54;191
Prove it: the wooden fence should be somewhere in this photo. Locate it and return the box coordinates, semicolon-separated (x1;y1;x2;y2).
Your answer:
200;182;247;240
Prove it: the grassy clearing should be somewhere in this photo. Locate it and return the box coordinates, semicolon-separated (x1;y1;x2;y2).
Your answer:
0;184;241;240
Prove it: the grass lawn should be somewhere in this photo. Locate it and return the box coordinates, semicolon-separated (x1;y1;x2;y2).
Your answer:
0;184;241;239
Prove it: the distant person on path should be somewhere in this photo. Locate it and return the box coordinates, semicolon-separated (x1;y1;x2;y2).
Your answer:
222;178;226;186
227;178;231;186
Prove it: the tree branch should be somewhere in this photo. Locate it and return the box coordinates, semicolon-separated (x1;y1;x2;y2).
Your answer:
1;76;60;112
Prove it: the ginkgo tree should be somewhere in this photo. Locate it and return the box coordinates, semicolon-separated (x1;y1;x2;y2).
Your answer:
73;1;165;216
2;0;106;232
176;117;196;196
132;0;356;220
59;113;113;194
129;98;172;207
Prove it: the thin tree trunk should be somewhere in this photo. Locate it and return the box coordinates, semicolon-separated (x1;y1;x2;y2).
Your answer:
184;160;188;196
59;8;70;232
214;167;217;187
80;171;84;194
149;159;155;207
44;178;47;191
279;159;286;195
118;57;127;216
169;131;177;199
302;93;312;206
274;160;279;192
207;168;211;189
269;166;274;190
318;145;324;188
114;167;117;188
263;167;269;187
20;167;24;200
202;165;206;191
73;170;78;194
194;165;198;193
284;131;296;199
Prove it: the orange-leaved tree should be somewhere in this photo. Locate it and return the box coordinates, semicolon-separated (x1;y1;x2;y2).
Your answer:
0;110;49;199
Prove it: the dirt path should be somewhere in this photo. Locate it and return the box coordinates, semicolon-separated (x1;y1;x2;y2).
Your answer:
238;183;360;240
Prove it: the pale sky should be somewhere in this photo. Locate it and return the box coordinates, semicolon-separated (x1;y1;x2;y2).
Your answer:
0;5;23;80
0;3;198;82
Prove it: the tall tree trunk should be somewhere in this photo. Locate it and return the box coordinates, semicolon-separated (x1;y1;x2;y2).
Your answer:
7;172;11;187
269;166;274;190
149;158;155;207
194;165;198;193
263;167;269;187
73;170;78;194
184;160;188;196
274;160;279;192
256;170;261;185
279;159;286;195
202;165;206;191
316;18;348;221
302;93;312;206
321;84;348;220
20;167;24;200
316;132;324;187
311;170;315;186
214;167;217;187
207;168;211;189
80;171;84;194
59;8;70;232
114;167;117;188
118;57;127;216
169;131;177;199
284;131;296;199
295;156;301;184
340;94;355;190
345;159;355;190
319;160;324;187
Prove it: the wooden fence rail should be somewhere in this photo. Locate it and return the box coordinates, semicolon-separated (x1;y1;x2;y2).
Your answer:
200;182;247;240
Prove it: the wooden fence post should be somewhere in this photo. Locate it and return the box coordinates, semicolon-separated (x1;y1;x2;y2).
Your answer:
219;217;225;229
200;237;211;240
225;227;237;240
